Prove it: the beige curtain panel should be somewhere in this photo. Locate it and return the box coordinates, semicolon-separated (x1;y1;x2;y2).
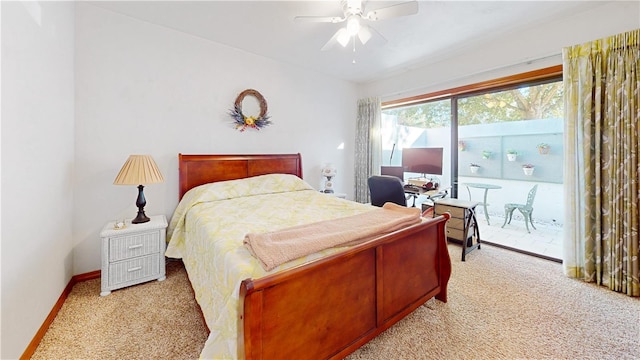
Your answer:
563;29;639;297
354;97;382;204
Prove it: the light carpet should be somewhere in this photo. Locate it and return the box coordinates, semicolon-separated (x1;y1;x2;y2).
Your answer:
31;245;640;359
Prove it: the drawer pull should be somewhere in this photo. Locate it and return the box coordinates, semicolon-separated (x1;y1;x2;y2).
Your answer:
127;266;142;272
128;244;143;250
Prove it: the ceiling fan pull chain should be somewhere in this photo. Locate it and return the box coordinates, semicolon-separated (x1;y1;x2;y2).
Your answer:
352;36;357;64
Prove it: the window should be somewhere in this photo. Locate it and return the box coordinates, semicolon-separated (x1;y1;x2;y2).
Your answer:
381;99;452;186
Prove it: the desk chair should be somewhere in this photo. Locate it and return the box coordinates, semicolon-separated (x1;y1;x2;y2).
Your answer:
501;184;538;233
367;175;407;207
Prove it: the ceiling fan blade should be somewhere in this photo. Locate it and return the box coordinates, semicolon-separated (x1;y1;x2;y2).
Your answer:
357;25;372;45
294;15;345;23
364;1;419;21
358;25;387;46
321;28;350;51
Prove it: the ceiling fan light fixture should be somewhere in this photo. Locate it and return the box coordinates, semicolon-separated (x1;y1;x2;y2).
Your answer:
346;16;360;36
357;25;372;45
337;28;350;47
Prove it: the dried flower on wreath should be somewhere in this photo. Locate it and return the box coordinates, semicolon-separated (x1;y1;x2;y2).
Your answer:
229;89;272;132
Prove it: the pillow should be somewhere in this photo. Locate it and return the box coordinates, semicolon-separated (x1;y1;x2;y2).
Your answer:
167;174;313;242
187;173;313;201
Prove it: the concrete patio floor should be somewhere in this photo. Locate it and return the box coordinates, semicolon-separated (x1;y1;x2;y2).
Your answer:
475;212;563;261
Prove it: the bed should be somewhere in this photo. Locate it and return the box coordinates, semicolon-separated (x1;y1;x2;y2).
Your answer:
165;153;451;359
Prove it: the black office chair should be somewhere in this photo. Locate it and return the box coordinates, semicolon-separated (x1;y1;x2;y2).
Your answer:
368;175;407;207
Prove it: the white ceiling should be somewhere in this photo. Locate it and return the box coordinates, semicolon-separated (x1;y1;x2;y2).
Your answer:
89;1;610;84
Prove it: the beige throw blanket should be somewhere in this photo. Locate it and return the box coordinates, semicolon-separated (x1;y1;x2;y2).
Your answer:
244;202;422;271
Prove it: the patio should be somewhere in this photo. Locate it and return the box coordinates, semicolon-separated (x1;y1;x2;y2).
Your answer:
474;211;563;262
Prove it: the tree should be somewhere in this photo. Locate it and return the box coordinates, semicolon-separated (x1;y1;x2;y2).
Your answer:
384;99;451;129
384;81;563;128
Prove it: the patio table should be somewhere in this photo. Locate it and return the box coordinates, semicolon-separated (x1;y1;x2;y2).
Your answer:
463;183;502;225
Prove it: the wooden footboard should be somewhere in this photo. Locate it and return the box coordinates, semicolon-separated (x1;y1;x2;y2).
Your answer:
238;214;451;360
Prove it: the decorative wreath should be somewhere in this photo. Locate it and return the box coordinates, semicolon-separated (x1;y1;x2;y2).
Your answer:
229;89;272;132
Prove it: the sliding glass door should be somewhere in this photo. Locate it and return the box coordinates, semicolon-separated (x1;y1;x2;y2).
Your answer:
381;71;564;260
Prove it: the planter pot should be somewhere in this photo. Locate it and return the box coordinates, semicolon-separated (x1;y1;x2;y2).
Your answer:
470;166;480;174
507;153;517;161
538;146;550;155
523;167;534;176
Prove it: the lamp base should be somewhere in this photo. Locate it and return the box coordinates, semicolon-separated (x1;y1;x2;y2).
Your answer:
132;184;150;224
323;177;334;193
132;211;150;224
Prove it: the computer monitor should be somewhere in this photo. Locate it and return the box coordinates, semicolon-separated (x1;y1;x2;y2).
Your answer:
380;166;404;181
401;147;443;176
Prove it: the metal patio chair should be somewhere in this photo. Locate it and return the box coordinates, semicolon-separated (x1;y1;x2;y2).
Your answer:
501;184;538;233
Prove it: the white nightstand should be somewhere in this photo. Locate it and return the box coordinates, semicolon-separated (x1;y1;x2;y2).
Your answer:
321;191;347;199
100;215;168;296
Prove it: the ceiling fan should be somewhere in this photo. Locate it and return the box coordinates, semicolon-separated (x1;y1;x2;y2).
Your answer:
294;0;419;51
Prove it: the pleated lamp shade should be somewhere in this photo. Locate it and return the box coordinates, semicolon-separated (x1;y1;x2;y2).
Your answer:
114;155;164;224
114;155;164;185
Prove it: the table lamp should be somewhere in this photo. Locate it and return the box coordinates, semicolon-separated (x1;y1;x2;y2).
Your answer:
321;164;337;193
113;155;164;224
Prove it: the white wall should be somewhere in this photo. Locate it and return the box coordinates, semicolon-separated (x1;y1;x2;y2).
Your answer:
73;3;359;274
360;1;640;100
1;2;75;358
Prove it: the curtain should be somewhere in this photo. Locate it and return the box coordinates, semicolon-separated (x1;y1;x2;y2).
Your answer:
354;97;382;203
562;29;639;296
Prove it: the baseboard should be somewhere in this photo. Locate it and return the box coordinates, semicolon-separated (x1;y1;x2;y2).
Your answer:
20;270;101;360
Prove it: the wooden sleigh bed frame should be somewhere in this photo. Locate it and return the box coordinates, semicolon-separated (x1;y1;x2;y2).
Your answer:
177;153;452;359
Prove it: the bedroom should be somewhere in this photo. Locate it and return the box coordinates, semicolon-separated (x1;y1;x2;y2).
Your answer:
2;1;639;359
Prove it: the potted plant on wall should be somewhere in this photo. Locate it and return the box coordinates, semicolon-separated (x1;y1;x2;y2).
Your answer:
482;150;492;159
537;143;551;155
458;140;466;151
470;163;480;174
522;164;535;176
506;149;518;161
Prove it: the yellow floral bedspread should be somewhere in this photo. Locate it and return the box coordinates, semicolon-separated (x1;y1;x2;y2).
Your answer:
165;174;375;359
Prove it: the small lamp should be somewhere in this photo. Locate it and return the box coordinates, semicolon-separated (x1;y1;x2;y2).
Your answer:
321;164;337;193
114;155;164;224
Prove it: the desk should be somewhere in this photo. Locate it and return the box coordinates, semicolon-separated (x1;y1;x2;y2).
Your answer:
463;183;502;225
404;186;449;207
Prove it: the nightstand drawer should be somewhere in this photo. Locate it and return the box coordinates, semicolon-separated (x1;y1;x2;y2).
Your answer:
446;226;475;241
445;227;465;241
109;232;160;262
436;205;466;218
108;253;161;285
446;218;465;230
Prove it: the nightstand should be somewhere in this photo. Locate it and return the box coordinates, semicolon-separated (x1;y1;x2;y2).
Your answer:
100;215;168;296
434;198;480;261
321;191;347;199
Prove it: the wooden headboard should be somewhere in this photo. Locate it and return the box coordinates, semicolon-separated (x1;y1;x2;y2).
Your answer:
178;153;303;199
